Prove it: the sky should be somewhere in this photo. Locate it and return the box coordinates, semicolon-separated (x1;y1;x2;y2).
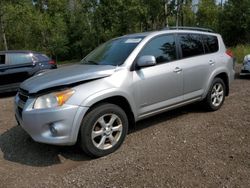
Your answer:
192;0;227;5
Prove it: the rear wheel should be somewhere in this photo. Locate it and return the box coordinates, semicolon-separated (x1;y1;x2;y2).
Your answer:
204;78;226;111
80;103;128;157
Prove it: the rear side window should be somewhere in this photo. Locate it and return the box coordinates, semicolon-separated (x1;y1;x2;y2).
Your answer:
139;35;177;64
202;35;219;53
178;34;204;58
34;53;50;62
8;53;33;65
0;55;5;64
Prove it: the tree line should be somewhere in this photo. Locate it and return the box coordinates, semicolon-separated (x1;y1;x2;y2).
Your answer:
0;0;249;61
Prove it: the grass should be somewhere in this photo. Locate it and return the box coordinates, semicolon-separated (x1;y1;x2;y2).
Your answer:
230;44;250;64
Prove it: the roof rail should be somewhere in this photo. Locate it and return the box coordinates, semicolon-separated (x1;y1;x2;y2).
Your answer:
163;26;214;33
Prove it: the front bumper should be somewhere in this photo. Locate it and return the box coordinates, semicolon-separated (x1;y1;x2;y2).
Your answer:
15;93;89;146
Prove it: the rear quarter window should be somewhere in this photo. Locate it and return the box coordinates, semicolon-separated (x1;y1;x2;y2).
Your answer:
8;53;33;65
202;35;219;53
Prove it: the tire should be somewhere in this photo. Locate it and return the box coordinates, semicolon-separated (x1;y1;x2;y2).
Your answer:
80;103;128;157
204;78;226;111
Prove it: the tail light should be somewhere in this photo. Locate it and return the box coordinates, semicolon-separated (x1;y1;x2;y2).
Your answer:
49;60;56;65
226;49;234;58
226;49;236;69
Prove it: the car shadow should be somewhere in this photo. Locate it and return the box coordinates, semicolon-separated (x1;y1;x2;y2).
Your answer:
0;103;206;167
0;91;17;98
0;126;91;167
130;103;206;133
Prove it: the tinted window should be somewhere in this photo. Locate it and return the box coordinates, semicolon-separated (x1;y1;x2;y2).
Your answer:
179;34;204;58
0;55;5;64
139;35;177;64
34;53;50;62
202;35;219;53
82;37;144;66
8;53;32;65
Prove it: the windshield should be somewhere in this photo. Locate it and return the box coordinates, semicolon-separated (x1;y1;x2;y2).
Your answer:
81;37;144;66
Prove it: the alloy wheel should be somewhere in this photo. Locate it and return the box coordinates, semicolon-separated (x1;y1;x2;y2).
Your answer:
91;114;123;150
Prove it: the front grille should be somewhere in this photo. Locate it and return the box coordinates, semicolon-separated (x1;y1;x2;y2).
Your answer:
18;88;29;103
19;92;29;103
17;89;29;118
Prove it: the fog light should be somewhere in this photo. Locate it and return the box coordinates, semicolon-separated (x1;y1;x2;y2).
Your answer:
49;124;57;136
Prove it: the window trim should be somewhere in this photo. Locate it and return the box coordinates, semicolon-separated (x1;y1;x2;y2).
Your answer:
131;33;179;71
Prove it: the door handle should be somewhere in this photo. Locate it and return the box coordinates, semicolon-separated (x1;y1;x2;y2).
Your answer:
173;67;182;73
209;60;215;66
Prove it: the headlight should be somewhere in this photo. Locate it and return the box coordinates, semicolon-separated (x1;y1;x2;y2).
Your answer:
33;89;75;109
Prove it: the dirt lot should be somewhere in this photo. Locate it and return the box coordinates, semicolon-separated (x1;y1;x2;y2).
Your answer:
0;69;250;188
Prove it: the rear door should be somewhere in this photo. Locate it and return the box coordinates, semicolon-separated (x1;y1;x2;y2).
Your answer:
4;53;35;85
177;33;213;100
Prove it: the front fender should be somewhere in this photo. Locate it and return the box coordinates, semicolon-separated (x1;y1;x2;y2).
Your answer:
80;88;137;117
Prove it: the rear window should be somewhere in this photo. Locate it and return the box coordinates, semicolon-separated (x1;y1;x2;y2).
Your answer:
8;53;33;65
202;35;219;53
0;55;5;64
178;34;204;58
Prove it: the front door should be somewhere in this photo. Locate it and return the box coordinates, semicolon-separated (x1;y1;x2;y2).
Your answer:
132;34;183;117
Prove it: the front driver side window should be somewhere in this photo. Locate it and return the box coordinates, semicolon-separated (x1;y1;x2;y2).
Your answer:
139;35;177;64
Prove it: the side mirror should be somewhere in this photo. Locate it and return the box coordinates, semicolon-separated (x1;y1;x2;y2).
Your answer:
137;55;156;68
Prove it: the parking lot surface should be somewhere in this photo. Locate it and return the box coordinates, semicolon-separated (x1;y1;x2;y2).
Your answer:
0;70;250;187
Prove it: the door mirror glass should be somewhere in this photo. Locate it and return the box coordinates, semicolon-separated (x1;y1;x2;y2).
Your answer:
137;55;156;68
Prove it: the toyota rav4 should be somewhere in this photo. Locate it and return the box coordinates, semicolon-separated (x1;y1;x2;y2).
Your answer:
15;28;235;157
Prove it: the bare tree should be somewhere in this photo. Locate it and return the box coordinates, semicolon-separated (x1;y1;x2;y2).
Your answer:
164;0;169;27
0;2;8;50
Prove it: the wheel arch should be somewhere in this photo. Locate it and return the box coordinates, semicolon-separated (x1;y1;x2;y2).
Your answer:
75;95;136;146
203;70;230;98
214;72;229;96
86;96;136;128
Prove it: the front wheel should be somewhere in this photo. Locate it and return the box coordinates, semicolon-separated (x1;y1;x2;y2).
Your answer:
80;103;128;157
204;78;226;111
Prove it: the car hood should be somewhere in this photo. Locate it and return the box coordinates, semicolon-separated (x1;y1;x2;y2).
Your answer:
20;64;116;94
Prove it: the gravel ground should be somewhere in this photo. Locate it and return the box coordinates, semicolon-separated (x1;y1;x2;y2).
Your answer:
0;67;250;188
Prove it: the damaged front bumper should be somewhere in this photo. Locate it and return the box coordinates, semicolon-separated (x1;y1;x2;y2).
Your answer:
14;91;89;146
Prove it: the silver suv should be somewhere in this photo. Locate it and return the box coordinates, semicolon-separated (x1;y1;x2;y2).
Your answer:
15;28;235;157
